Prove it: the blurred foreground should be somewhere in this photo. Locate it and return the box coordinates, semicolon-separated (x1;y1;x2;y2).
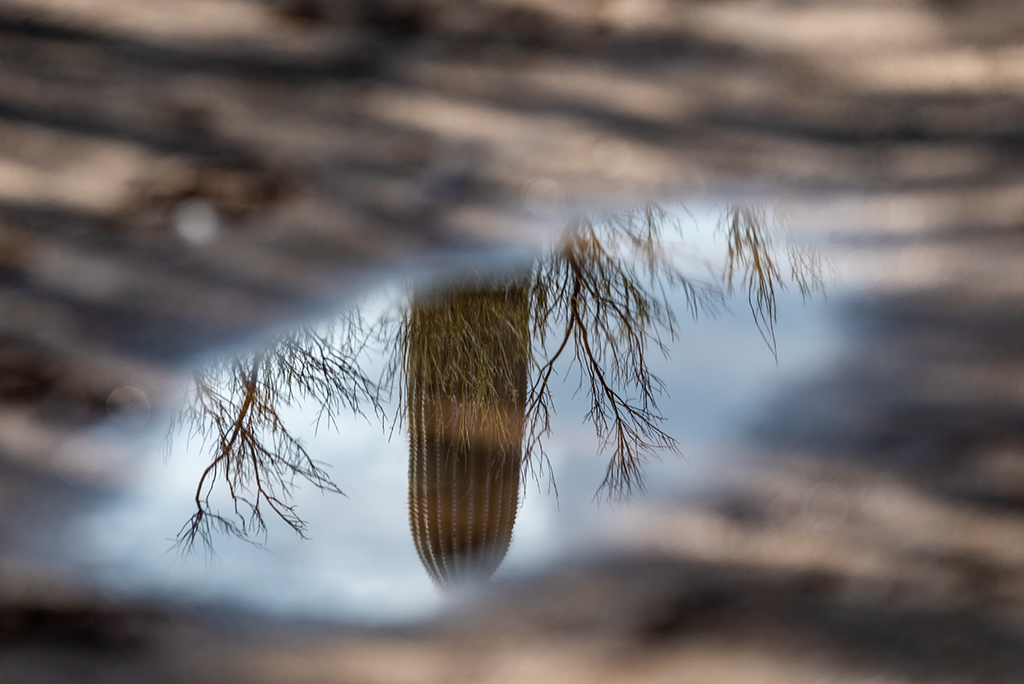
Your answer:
2;0;1024;682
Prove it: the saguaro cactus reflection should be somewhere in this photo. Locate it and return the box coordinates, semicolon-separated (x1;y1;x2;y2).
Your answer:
406;282;530;585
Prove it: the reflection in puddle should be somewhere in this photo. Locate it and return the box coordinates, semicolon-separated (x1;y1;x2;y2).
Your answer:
407;281;529;586
76;203;834;618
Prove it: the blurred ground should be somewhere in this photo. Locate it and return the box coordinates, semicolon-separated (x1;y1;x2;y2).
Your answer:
2;0;1024;681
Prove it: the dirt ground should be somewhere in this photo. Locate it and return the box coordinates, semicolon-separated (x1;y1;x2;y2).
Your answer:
2;0;1024;681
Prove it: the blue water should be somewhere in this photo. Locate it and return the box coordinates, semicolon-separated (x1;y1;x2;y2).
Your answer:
59;205;847;623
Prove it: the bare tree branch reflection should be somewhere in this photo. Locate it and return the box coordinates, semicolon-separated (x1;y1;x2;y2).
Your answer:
168;203;827;553
168;315;382;554
526;206;722;498
721;205;827;356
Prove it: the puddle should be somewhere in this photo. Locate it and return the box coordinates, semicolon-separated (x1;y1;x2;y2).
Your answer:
34;202;849;623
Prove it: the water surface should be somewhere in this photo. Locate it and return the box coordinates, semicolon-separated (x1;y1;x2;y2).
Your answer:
52;202;846;622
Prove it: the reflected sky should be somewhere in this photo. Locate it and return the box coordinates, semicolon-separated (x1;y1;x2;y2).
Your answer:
64;202;840;621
